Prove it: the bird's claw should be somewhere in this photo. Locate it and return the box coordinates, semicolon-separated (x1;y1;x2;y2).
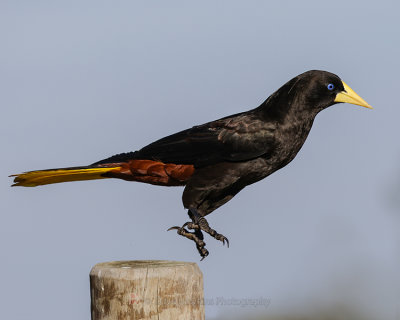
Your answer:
167;226;180;232
198;246;209;260
215;234;230;247
168;209;230;259
168;223;208;259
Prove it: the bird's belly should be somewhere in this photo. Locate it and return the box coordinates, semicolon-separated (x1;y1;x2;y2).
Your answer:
273;143;303;167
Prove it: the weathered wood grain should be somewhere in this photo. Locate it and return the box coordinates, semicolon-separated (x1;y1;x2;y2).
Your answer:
90;260;204;320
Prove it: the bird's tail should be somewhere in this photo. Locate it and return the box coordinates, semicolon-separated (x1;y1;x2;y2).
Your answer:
10;166;121;187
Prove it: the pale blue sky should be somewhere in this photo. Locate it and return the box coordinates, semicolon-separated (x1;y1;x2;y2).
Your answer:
1;1;399;319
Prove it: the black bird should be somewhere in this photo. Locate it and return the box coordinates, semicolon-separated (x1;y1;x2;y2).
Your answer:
11;70;372;259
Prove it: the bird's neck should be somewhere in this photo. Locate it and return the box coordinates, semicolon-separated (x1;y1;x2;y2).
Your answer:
255;93;317;170
255;92;319;125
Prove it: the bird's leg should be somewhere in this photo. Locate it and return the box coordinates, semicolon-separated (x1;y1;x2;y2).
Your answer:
189;208;230;247
167;208;229;259
167;220;209;260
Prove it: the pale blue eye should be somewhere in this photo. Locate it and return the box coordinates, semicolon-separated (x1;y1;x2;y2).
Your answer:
327;83;335;91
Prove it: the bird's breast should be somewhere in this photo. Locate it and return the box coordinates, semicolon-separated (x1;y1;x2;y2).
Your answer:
268;119;314;170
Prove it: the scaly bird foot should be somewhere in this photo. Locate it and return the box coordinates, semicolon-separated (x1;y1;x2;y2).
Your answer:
189;208;230;248
167;224;209;259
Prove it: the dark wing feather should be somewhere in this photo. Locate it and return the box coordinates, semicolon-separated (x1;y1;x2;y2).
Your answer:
94;112;276;168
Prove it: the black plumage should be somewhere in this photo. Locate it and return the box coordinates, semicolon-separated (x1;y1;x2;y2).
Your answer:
97;70;346;218
11;70;371;259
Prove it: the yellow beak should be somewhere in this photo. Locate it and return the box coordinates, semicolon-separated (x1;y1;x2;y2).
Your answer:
334;81;373;109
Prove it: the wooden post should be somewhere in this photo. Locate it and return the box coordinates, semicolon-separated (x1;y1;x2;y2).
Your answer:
90;260;204;320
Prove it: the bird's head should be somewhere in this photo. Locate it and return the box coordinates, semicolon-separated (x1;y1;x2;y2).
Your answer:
294;70;372;112
261;70;372;121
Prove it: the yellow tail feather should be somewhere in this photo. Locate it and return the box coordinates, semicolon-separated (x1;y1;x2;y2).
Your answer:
10;167;121;187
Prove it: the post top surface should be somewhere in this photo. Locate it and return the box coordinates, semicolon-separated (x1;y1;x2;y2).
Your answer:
91;260;197;271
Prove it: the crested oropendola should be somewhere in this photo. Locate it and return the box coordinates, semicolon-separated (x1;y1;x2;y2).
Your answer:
10;70;372;259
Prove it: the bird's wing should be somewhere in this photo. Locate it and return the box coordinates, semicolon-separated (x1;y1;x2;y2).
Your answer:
94;112;276;168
